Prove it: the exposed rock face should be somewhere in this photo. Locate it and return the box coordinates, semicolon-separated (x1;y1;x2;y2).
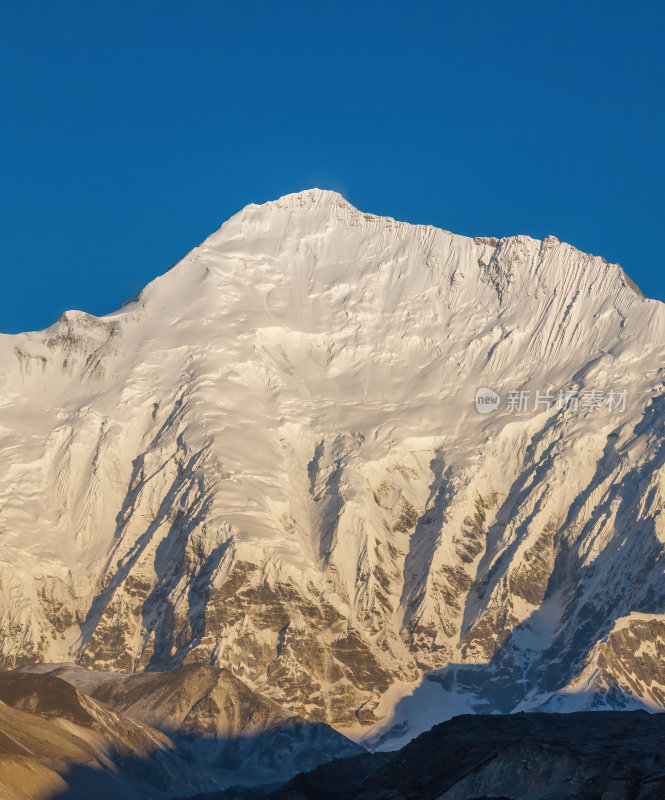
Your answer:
1;189;665;739
539;612;665;711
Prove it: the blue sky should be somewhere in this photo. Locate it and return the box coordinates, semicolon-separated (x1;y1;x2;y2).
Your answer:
1;1;664;333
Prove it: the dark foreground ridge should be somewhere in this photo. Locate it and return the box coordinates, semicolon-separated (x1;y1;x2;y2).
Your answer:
263;710;665;800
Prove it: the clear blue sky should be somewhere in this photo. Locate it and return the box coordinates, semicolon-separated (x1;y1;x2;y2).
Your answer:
1;1;664;333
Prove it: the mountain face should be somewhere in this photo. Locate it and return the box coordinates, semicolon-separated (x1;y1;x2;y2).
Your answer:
1;189;665;747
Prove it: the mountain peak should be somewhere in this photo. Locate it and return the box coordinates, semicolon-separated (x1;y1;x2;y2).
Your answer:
254;188;357;212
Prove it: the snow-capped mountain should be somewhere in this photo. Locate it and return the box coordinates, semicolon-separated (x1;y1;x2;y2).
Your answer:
1;189;665;747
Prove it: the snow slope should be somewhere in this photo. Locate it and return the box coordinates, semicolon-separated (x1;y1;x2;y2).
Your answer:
1;189;665;746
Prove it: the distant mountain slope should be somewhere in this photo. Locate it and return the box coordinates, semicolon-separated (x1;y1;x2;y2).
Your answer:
1;189;665;744
17;662;363;784
0;671;201;799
